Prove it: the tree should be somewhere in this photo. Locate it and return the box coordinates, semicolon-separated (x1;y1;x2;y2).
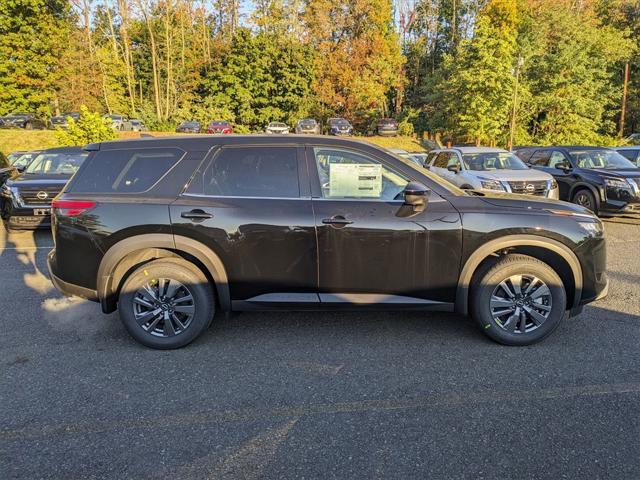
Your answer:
303;0;404;127
0;0;72;116
440;0;518;145
55;106;118;146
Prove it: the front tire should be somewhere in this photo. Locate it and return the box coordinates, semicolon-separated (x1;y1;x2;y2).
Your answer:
470;254;566;346
118;259;214;349
572;189;598;214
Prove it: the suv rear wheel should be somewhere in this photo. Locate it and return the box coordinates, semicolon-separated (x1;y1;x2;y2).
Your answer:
470;254;566;346
118;258;214;349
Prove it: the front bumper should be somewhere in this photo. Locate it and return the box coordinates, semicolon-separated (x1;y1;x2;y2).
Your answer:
4;214;51;230
47;250;98;300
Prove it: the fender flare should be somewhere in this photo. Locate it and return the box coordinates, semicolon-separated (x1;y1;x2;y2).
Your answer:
97;233;230;313
455;235;583;315
569;182;602;204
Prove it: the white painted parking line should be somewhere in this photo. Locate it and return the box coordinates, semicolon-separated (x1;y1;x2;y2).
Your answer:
0;246;54;250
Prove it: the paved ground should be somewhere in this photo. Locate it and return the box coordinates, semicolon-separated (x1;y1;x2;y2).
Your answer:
0;220;639;479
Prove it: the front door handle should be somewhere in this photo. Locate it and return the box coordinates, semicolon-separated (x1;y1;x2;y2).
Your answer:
181;209;213;221
322;215;353;227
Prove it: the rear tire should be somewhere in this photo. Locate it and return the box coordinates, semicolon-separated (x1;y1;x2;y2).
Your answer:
118;258;214;349
470;254;566;346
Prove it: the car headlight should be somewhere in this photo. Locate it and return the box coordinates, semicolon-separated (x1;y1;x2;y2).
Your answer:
550;179;558;189
603;177;632;189
479;178;506;191
1;184;12;197
577;220;604;237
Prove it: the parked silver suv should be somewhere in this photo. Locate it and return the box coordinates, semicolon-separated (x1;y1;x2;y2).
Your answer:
425;147;559;198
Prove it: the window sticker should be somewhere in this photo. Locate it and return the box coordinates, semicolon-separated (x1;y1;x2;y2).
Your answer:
329;163;382;197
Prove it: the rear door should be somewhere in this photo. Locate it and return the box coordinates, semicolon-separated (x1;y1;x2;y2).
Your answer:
169;144;318;307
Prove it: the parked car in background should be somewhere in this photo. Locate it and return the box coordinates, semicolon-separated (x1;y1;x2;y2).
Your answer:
0;113;47;130
47;135;607;349
615;146;640;166
376;118;398;137
129;119;148;132
1;147;88;230
326;118;353;136
515;146;640;216
207;121;233;134
49;112;80;129
104;114;133;131
426;147;559;199
624;133;640;145
295;118;321;134
6;151;41;172
176;121;201;134
265;122;290;134
387;148;425;167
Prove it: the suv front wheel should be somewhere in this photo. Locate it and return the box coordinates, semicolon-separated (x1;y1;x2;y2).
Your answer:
470;254;567;346
118;258;214;349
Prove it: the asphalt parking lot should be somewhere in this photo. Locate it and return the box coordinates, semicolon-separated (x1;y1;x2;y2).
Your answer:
1;220;639;479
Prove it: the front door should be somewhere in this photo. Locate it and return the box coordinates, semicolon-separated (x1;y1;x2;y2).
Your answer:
170;144;318;307
307;145;462;306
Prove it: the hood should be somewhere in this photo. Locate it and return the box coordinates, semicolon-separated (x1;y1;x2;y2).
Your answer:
473;169;552;182
6;173;71;186
477;191;592;215
588;168;640;179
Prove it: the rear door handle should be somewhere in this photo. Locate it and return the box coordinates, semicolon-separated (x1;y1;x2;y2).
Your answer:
322;215;353;226
181;209;213;221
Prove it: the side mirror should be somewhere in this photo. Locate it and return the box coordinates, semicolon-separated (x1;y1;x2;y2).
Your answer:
447;164;461;173
16;166;25;173
423;163;431;170
556;161;571;171
403;182;429;212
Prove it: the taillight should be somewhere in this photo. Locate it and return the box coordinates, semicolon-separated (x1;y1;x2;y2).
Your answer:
51;199;96;216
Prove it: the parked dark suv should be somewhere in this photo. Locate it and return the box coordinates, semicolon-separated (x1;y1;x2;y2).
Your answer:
515;146;640;217
1;147;88;230
48;136;608;349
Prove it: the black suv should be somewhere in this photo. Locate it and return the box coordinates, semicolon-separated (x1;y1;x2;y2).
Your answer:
515;146;640;217
1;147;88;230
48;136;608;349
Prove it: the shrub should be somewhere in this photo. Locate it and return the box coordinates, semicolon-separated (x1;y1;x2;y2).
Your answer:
398;119;414;136
55;106;117;146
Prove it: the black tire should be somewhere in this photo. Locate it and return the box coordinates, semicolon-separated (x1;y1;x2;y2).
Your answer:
118;258;214;349
470;254;567;346
572;189;598;214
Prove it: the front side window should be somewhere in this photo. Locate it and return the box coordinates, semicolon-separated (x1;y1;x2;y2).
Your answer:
25;153;88;175
187;147;300;198
462;152;528;171
571;150;636;170
433;152;451;169
313;148;409;200
529;150;551;167
548;151;569;168
72;148;182;193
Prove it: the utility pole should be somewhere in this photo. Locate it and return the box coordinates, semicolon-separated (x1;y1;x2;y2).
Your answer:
619;62;629;138
508;56;524;151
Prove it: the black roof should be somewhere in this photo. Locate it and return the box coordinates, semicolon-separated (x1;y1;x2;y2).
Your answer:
88;134;379;152
41;146;86;154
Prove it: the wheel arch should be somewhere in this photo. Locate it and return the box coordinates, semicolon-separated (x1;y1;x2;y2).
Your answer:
455;235;583;316
97;234;230;314
569;182;601;204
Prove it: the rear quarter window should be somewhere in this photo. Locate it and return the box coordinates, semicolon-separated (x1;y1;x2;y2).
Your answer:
71;148;184;193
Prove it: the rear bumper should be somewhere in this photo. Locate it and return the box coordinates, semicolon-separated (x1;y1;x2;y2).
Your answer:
47;250;98;301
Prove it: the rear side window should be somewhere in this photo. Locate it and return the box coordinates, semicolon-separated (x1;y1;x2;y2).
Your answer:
72;148;183;193
186;146;299;198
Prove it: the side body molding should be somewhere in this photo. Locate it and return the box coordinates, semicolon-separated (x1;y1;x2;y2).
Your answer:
455;235;583;315
97;233;230;313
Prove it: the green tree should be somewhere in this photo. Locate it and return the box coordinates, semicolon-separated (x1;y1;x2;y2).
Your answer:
55;106;117;146
0;0;72;116
440;0;518;145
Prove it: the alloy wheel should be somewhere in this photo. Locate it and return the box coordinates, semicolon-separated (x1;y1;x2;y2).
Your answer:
574;193;593;210
132;278;195;337
489;274;553;334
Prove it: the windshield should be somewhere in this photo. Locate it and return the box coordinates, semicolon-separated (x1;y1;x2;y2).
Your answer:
182;121;198;127
270;123;286;127
462;152;529;171
570;150;637;170
25;153;88;175
11;152;38;169
211;121;229;126
299;119;316;126
330;119;350;126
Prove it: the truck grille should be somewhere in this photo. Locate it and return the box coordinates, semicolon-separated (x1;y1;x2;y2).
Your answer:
17;185;63;206
507;180;548;196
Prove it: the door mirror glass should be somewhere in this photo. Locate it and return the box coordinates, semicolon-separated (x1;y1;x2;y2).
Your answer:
447;164;461;173
556;161;571;171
